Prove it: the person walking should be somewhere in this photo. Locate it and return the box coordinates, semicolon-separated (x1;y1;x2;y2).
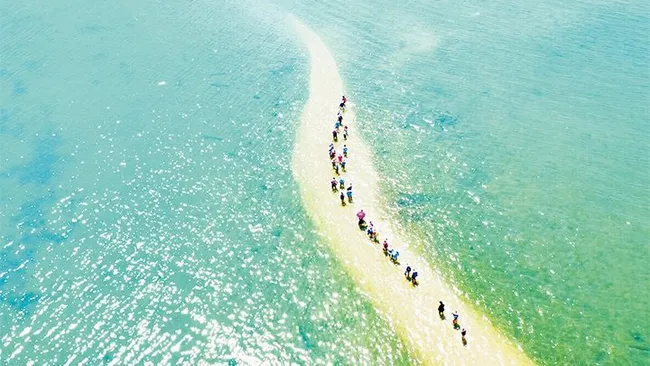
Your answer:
438;301;445;319
391;250;399;263
356;209;366;222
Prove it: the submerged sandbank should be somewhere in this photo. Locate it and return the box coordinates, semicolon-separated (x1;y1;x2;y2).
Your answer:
290;17;532;365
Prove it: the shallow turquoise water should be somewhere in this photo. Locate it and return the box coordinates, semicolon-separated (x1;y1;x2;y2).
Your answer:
0;1;413;364
288;0;649;363
1;0;648;364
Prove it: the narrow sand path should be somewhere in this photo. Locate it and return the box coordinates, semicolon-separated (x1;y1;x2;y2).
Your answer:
290;17;532;365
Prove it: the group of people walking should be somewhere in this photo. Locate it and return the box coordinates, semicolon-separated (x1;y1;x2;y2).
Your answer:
438;301;469;346
328;96;353;206
328;95;468;346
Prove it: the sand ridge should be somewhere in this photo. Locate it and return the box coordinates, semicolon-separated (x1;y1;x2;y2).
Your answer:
290;17;533;365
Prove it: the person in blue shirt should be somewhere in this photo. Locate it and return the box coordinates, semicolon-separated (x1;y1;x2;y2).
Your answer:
391;250;399;263
346;185;353;203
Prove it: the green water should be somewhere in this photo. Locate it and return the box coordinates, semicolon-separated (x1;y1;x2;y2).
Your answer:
295;0;650;363
1;0;648;364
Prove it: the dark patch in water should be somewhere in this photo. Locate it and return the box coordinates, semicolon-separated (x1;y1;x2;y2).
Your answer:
271;227;282;238
23;60;43;71
4;191;73;273
0;250;22;274
102;353;114;364
396;192;434;208
37;230;69;244
201;134;224;142
13;79;26;95
270;63;294;76
628;344;650;353
14;193;54;230
629;331;650;353
0;192;72;318
435;112;458;128
4;133;61;184
298;324;313;350
0;287;40;316
10;292;40;312
227;359;237;366
632;331;644;343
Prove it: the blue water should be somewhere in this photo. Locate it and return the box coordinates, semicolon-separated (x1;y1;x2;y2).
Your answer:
1;0;649;364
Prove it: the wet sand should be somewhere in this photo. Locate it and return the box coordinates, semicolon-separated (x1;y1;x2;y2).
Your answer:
290;17;532;365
